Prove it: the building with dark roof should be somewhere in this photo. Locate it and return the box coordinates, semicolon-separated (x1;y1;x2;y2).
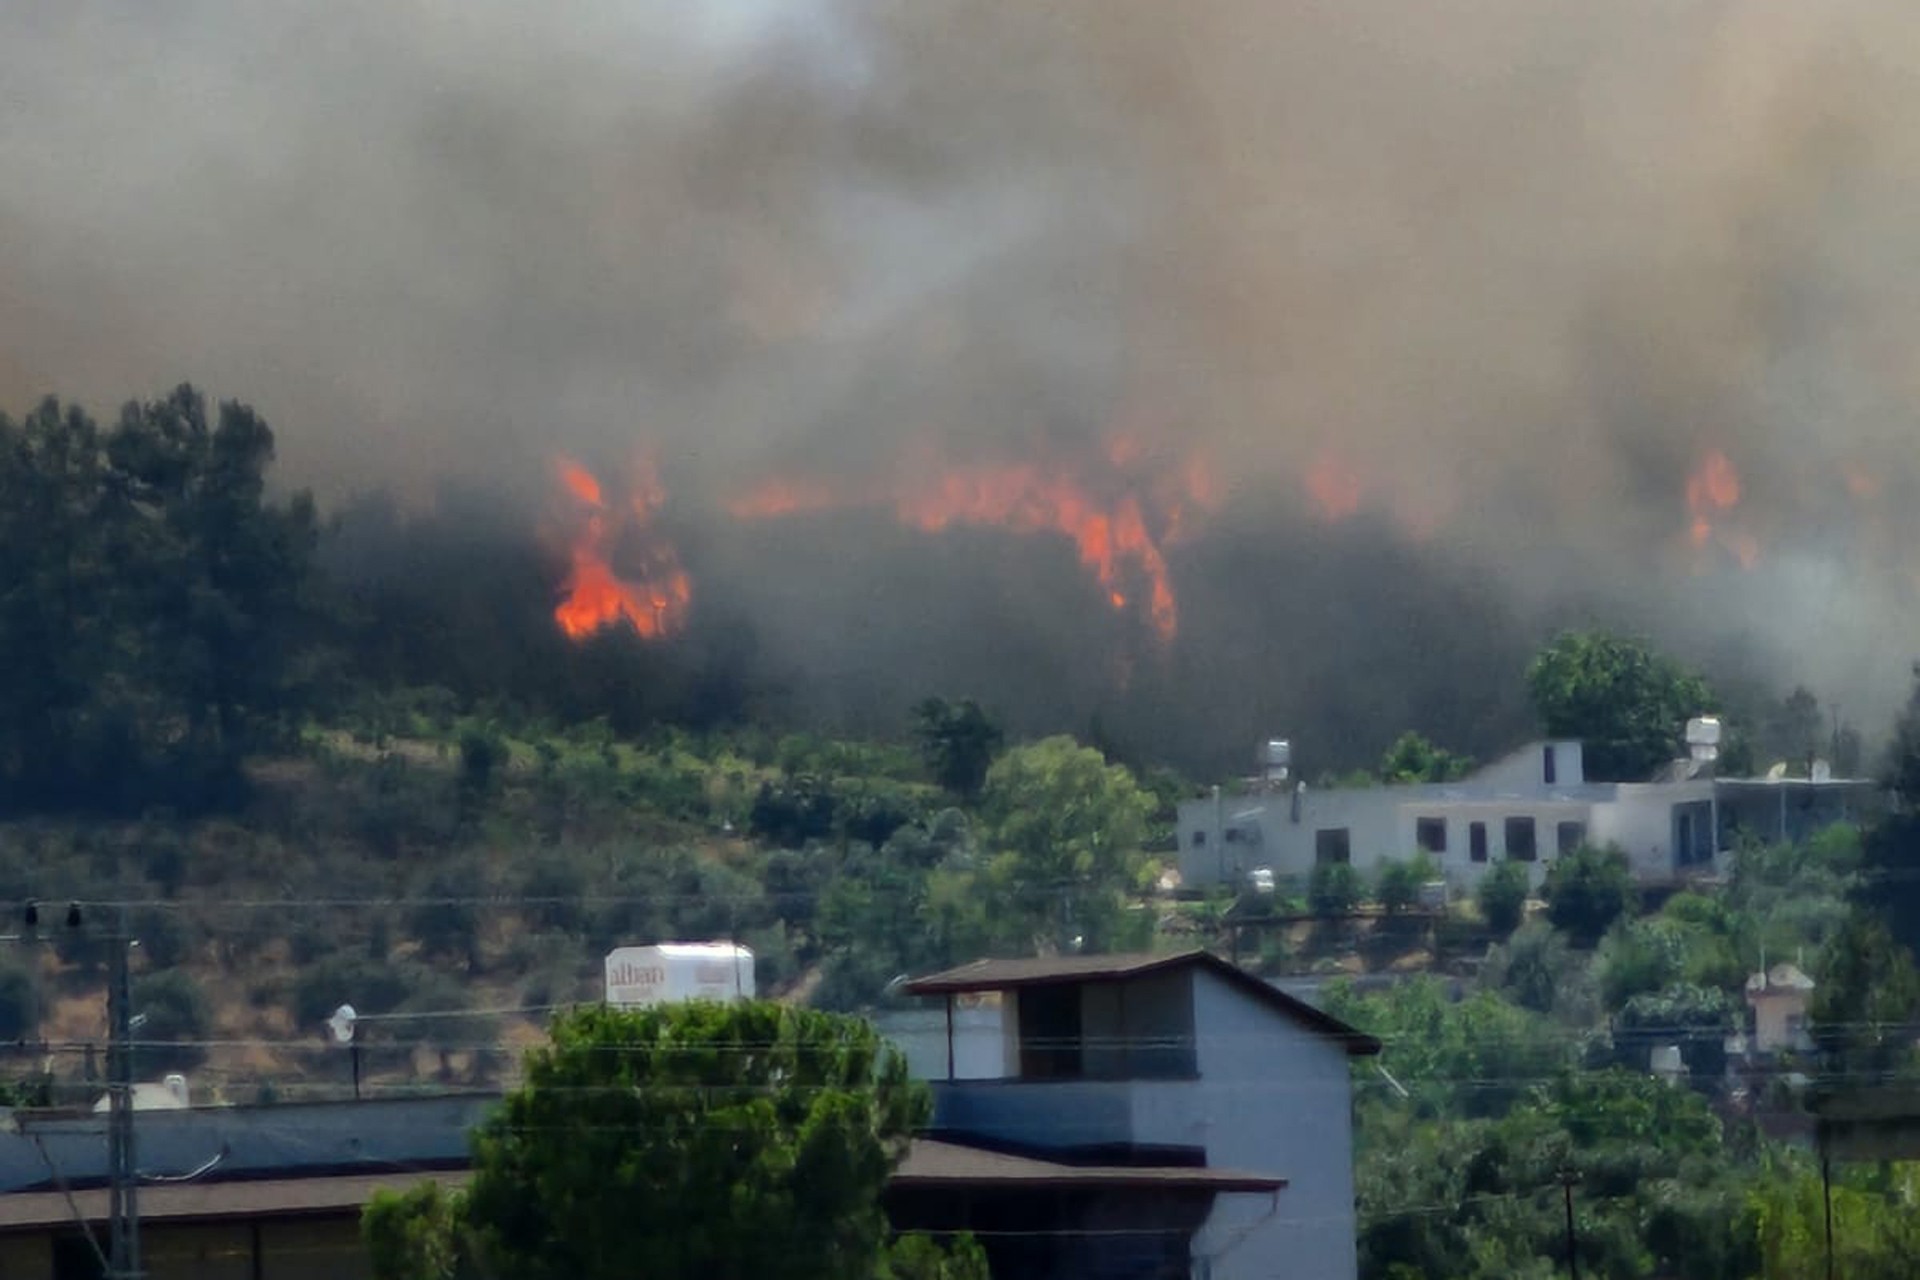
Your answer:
887;947;1377;1280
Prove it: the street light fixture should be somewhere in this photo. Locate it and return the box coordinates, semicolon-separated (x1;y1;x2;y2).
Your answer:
328;1004;362;1100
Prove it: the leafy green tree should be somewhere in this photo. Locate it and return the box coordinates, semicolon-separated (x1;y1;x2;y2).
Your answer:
1525;631;1716;782
0;386;320;813
1613;983;1737;1082
1376;853;1439;914
1378;731;1475;784
814;823;986;1012
1752;1160;1920;1279
1477;859;1531;936
1480;921;1584;1018
1595;916;1689;1009
911;698;1003;801
977;737;1152;952
1811;913;1920;1075
1308;860;1363;919
1319;976;1573;1120
365;1180;467;1280
1860;667;1920;954
880;1233;990;1280
1543;846;1635;948
457;1002;981;1280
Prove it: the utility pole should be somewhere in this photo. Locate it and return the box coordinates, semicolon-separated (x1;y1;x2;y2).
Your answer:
1558;1167;1579;1280
106;904;140;1280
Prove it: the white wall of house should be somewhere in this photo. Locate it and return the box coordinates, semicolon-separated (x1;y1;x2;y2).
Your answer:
1178;739;1875;894
1187;971;1358;1280
1588;783;1715;883
894;968;1363;1280
1180;787;1604;892
1749;989;1812;1055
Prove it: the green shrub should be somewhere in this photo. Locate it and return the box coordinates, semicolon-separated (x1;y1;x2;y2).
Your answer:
1545;845;1636;947
1376;853;1440;914
1309;861;1363;918
1477;860;1531;936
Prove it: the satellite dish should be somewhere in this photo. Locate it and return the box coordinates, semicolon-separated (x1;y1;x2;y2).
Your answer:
327;1004;358;1045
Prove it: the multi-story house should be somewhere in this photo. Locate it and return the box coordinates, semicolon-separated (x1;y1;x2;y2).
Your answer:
890;948;1380;1280
1179;738;1877;894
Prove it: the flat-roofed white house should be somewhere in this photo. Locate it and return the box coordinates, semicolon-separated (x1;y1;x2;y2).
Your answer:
886;948;1380;1280
1178;739;1879;893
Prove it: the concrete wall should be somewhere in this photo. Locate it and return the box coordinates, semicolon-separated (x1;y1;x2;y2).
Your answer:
928;970;1361;1280
1751;992;1811;1055
1188;972;1358;1280
1179;789;1600;892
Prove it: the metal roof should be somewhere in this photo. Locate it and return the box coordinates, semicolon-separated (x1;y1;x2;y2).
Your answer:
902;948;1381;1056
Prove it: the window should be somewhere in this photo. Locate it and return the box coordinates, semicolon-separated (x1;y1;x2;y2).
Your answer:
1542;745;1557;785
1223;827;1244;844
1556;821;1586;855
1314;828;1351;865
1469;822;1488;863
1416;817;1447;855
1018;986;1083;1080
1505;817;1537;862
1191;830;1207;847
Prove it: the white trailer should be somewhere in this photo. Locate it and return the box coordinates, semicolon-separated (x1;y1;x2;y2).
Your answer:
603;942;755;1007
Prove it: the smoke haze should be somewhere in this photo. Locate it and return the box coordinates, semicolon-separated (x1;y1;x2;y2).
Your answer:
6;1;1920;774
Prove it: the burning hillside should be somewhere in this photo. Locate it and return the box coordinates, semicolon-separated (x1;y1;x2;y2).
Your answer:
552;457;691;641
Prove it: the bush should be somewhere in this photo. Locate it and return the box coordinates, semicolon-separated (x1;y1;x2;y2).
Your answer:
1376;854;1439;914
1481;920;1581;1017
408;864;485;969
1545;845;1636;947
1478;860;1531;936
1597;917;1688;1008
1614;982;1737;1081
1309;861;1363;918
458;725;505;794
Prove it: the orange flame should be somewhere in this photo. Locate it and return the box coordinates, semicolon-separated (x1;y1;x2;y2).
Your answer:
1685;448;1757;569
1304;450;1365;522
553;456;692;641
723;437;1210;644
723;477;841;521
896;466;1181;641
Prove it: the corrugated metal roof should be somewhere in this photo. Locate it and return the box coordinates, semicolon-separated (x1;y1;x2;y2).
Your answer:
902;949;1381;1056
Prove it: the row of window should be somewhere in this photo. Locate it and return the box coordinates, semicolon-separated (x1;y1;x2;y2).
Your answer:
1313;816;1587;866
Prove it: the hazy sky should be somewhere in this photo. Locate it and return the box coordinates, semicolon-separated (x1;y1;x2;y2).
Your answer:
7;2;1920;764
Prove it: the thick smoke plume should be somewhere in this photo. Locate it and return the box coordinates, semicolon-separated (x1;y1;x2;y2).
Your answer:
6;2;1920;774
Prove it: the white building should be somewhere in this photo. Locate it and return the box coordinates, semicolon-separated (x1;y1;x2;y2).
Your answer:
1178;739;1879;893
888;949;1379;1280
1744;962;1817;1057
